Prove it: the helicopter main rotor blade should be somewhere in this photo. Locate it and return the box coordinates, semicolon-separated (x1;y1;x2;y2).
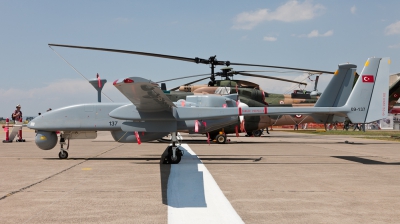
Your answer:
235;70;306;74
48;44;224;65
156;73;211;83
230;62;334;74
49;44;334;73
235;72;307;85
169;77;210;91
49;43;194;62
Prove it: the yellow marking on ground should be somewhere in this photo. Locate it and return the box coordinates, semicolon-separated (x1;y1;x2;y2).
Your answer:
81;168;92;171
365;60;370;67
388;59;391;64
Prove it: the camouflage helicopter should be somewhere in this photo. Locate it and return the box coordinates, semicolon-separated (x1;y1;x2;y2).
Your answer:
48;44;335;142
157;66;332;142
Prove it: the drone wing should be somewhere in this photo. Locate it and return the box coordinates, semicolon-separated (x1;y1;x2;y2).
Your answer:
113;77;175;112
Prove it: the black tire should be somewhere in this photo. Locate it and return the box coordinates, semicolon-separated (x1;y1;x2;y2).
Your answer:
167;150;182;164
216;134;226;144
59;151;68;159
253;129;263;137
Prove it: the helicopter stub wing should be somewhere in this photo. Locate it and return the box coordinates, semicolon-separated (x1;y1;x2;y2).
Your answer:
113;77;175;112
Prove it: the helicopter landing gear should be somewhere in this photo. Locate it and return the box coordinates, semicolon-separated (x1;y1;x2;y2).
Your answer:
215;134;227;144
246;129;263;137
163;132;183;164
58;134;69;159
213;129;227;144
252;129;263;137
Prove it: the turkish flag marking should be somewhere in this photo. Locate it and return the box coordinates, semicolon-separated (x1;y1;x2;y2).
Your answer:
362;75;374;83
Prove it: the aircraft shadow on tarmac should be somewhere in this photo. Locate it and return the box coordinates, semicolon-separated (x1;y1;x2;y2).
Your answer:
332;156;400;165
151;137;396;145
44;158;161;161
159;146;207;208
151;141;394;145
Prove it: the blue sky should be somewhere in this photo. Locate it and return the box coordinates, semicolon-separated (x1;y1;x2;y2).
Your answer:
1;0;400;117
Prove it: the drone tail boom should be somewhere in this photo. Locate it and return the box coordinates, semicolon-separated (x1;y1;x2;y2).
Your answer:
342;57;390;124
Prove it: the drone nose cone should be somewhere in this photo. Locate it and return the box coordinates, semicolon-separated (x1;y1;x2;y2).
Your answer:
27;119;37;129
27;115;45;130
27;121;33;128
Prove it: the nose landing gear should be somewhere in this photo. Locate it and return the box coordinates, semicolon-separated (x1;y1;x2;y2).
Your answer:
58;135;69;159
163;132;184;164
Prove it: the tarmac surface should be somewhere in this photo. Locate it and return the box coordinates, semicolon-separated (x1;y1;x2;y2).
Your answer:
1;129;400;223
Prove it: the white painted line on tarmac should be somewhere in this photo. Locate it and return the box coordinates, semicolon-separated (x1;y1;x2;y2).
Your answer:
168;144;244;224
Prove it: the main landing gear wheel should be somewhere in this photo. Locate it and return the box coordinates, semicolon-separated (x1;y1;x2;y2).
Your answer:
253;129;263;137
165;146;182;164
59;150;68;159
216;134;226;144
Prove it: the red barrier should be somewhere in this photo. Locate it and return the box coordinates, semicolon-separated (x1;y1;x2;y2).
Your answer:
3;118;11;143
16;118;25;142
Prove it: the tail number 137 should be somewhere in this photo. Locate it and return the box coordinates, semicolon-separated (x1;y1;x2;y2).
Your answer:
109;121;118;126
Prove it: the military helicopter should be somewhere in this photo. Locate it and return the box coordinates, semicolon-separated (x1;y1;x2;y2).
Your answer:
155;66;327;141
48;44;335;142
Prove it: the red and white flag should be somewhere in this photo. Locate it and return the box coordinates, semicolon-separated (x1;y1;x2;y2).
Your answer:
362;75;374;83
